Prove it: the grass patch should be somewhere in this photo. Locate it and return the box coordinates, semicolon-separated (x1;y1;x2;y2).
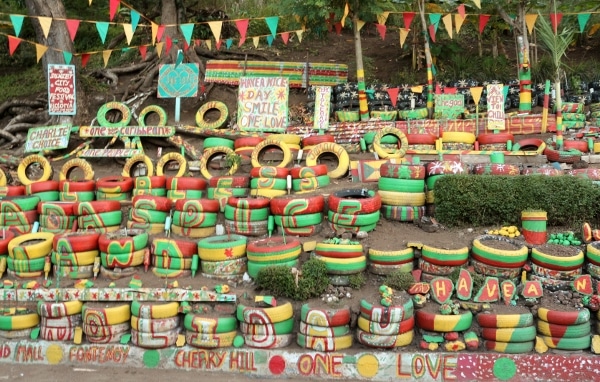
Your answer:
0;67;46;103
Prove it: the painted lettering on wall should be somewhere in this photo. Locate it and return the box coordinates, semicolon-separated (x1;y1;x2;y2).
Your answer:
15;345;44;362
397;354;457;380
68;345;130;364
237;76;289;132
297;353;343;377
174;349;227;369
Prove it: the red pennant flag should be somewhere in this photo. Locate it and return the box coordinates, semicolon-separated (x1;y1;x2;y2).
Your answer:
403;12;416;29
457;4;466;19
387;87;399;107
479;15;490;34
281;32;290;45
183;40;190;51
109;0;120;21
66;19;80;42
7;36;20;55
550;13;563;33
436;83;442;94
235;19;249;47
216;39;222;50
139;45;147;60
376;23;386;40
334;22;342;35
444;87;457;94
194;39;201;47
156;25;165;42
428;24;436;43
165;36;172;53
81;53;91;68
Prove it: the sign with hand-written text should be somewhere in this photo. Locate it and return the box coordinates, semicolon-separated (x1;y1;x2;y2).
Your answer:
313;86;332;131
434;94;464;119
487;84;505;130
79;125;175;138
25;125;71;153
158;64;199;98
48;64;76;115
237;77;289;132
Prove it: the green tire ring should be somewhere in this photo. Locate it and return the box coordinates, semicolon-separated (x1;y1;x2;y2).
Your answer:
471;235;528;268
378;178;425;193
100;249;146;268
240;317;294;335
421;245;469;266
328;221;376;233
97;101;132;127
172;211;218;228
426;174;444;189
587;242;600;265
368;247;414;263
480;325;537;342
296;333;353;351
153;255;192;270
183;314;238;333
78;210;123;228
7;256;46;272
167;190;204;200
247;259;297;279
246;248;300;264
484;340;534;354
138;105;168;126
380;205;425;222
291;175;331;191
101;229;149;253
133;188;167;197
198;234;247;251
359;298;414;323
203;137;234;150
30;190;59;202
312;254;366;274
315;242;363;258
273;212;323;228
96;190;130;201
250;177;288;190
1;195;41;212
298;322;351;337
128;208;168;224
59;191;96;202
363;131;398;144
207;187;249;199
541;334;591;350
327;210;380;227
531;246;584;270
537;320;591;338
415;309;473;332
224;205;269;222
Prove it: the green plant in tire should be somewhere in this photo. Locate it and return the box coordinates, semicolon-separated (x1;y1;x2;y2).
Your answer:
348;272;366;290
384;270;414;291
225;152;241;170
255;259;329;300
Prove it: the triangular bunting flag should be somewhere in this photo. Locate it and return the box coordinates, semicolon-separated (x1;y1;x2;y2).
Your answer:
7;36;20;56
375;23;386;40
9;15;24;37
525;14;537;35
266;35;274;47
139;45;147;60
156;25;165;43
295;30;303;43
403;12;415;29
123;23;133;45
155;41;164;58
151;22;158;45
428;24;436;43
457;4;466;19
334;22;342;35
81;53;91;68
252;36;259;48
236;19;249;47
444;87;457;94
436;83;442;94
216;39;222;50
455;14;465;34
62;51;72;64
35;43;47;63
387;87;399;107
377;12;390;26
180;23;195;46
471;86;483;104
399;28;409;48
130;10;140;33
165;36;173;54
281;32;290;45
341;2;349;27
183;40;189;51
96;21;109;44
109;0;120;21
226;38;233;49
265;16;279;37
102;50;112;67
473;0;481;9
550;13;562;33
175;49;183;65
66;19;80;42
479;14;490;34
578;13;591;33
207;21;222;43
429;13;441;33
204;39;212;51
357;20;366;32
38;16;52;39
442;14;452;39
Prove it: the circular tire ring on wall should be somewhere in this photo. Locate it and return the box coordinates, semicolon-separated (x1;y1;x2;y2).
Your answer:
195;101;229;129
251;139;292;169
199;146;238;180
155;152;187;177
97;102;132;128
18;154;54;186
60;158;95;181
122;154;154;177
138;105;168;126
305;142;349;179
372;127;408;159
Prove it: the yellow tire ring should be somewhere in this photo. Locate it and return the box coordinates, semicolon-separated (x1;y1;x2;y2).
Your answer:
305;142;350;179
9;232;54;260
296;333;353;351
18;154;54;185
200;146;238;180
170;225;215;238
377;190;426;206
97;101;132;127
373;127;408;159
138;105;168;126
59;158;95;181
197;234;247;261
415;309;473;332
122;154;155;177
356;328;413;349
236;301;294;324
82;303;131;326
131;316;180;333
441;131;476;144
186;329;236;348
51;250;98;266
0;168;8;187
130;301;179;319
37;300;83;318
0;308;39;330
156;152;188;177
251;139;292;168
195;101;229;129
268;134;302;145
250;188;287;198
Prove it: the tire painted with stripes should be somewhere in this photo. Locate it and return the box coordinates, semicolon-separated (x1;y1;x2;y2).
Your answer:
327;210;379;227
200;146;238;180
249;166;289;179
537;307;590;325
372;127;408;159
251;139;292;168
472;163;520;176
531;245;584;271
359;298;414;323
540;334;591;350
377;190;425;206
313;254;366;275
197;234;247;261
484;340;534;354
305;142;350;179
184;314;237;333
290;164;328;179
315;242;363;258
379;163;426;179
421;245;469;266
299;304;351;327
537;320;591;338
328;189;380;214
471;235;528;268
270;194;324;216
368;247;414;265
380;205;425;222
415;309;473;332
236;301;294;324
247;259;298;279
356;329;413;349
480;325;536;342
476;312;534;328
357;315;415;335
296;333;353;351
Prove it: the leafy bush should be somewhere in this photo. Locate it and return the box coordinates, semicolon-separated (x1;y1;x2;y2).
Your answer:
348;272;366;290
384;270;414;291
255;258;329;300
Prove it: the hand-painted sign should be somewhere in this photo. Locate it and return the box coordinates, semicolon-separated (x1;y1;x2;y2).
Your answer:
78;149;141;158
237;77;289;133
487;84;505;130
79;126;175;137
48;64;76;115
25;125;71;153
434;94;464;119
313;86;332;131
158;64;199;98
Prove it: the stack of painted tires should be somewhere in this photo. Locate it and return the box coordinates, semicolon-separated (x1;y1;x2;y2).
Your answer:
98;228;149;280
425;160;466;216
415;306;473;348
207;176;250;212
560;102;586;130
419;244;469;283
234;136;264;160
406;133;437;150
313;240;366;285
38;300;83;341
291;164;330;194
127;195;172;235
184;309;238;348
270;194;324;237
441;132;476;150
530;244;584;290
7;232;53;278
166;176;207;201
151;236;198;278
224;196;270;237
470;235;528;282
246;237;301;279
537;307;591;351
236;301;294;348
59;180;96;202
305;142;350;180
367;246;415;275
130;301;180;349
198;234;248;280
249;166;288;199
358;298;415;349
52;231;100;280
472;163;521;176
76;200;122;233
478;310;536;354
586;242;600;281
96;176;133;201
132;176;167;197
0;307;39;339
328;189;380;233
0;230;15;276
171;198;218;238
38;201;76;233
1;195;40;235
297;304;352;352
301;134;335;154
378;162;426;222
476;133;514;151
82;303;131;343
25;180;59;202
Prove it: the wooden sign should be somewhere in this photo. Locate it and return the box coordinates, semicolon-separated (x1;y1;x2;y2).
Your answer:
158;64;199;98
486;84;505;130
434;94;464;119
25;125;71;153
79;126;175;138
313;86;332;130
48;64;76;115
78;148;141;158
237;76;289;133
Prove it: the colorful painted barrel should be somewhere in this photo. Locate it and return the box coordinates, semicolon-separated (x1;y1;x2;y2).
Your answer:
490;152;505;164
521;210;547;245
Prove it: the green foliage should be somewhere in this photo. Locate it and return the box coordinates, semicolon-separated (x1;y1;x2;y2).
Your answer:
348;272;366;290
384;270;414;291
433;174;600;229
255;258;329;300
0;66;45;103
296;258;330;300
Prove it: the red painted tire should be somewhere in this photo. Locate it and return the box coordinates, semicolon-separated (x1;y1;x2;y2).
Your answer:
477;133;514;145
96;176;134;193
472;163;521;176
37;201;76;215
166;177;207;191
379;163;426;179
270;194;325;215
59;180;96;193
53;232;101;253
567;168;600;180
249;166;290;179
0;229;16;254
208;176;250;188
521;167;563;176
563;140;589;153
537;307;591;326
0;186;25;197
234;137;264;149
174;198;220;213
98;229;148;253
328;189;381;215
406;134;437;145
134;176;167;190
290;165;328;179
26;180;59;194
151;236;198;258
426;161;466;175
246;236;301;256
132;195;173;212
0;209;38;225
75;201;121;215
227;196;271;209
301;135;335;146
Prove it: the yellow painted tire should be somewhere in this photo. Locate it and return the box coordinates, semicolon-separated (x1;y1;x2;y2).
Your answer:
59;158;95;181
195;101;229;129
249;188;287;198
199;146;238;180
156;152;187;177
122;154;155;177
51;250;98;266
9;232;54;260
18;154;53;185
0;308;39;330
130;301;179;319
170;225;216;238
268;134;302;145
305;142;349;179
251;139;292;168
441;131;476;144
138;105;168;126
37;300;83;318
297;333;353;351
197;234;247;261
97;102;132;127
82;303;131;326
377;190;426;206
236;301;294;324
373;127;408;159
0;168;8;187
131;316;180;333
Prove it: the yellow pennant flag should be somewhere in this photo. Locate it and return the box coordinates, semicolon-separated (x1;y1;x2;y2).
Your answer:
411;85;424;93
155;41;164;58
207;21;223;42
102;50;112;67
38;16;52;39
123;23;134;45
35;43;47;63
151;22;158;45
455;14;465;34
377;12;390;26
252;36;259;48
442;14;453;39
340;2;349;27
295;30;304;43
205;39;212;51
357;20;366;32
525;14;538;35
399;28;410;48
471;86;484;105
473;0;481;9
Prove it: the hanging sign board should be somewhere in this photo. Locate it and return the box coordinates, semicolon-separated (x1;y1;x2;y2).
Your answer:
25;125;71;153
237;77;289;133
48;64;76;115
434;94;464;119
487;84;506;130
313;86;332;131
158;63;199;122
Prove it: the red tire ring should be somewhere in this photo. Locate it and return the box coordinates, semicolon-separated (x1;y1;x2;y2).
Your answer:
26;180;59;194
37;201;76;216
59;180;96;193
290;165;328;179
0;186;25;197
406;134;436;145
132;195;173;212
53;232;100;253
166;177;207;191
301;134;335;146
537;307;591;325
151;236;198;258
379;163;426;179
227;196;271;209
563;140;589;153
174;198;220;213
477;133;514;145
0;229;16;254
472;163;521;176
134;176;167;190
234;137;264;149
250;166;290;179
208;176;250;188
96;176;134;193
75;201;121;215
246;236;301;256
99;229;148;253
328;189;381;215
270;194;325;215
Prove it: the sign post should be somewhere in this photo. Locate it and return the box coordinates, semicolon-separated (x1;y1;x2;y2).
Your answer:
237;77;289;133
48;64;76;115
158;63;199;122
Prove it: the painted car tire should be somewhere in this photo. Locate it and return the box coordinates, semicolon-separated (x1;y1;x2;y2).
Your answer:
227;196;270;210
134;176;167;190
299;304;351;327
378;178;425;193
99;229;148;253
207;176;249;189
7;256;47;272
305;142;349;179
537;320;591;338
356;328;413;349
96;176;134;193
301;134;335;146
540;334;591;350
483;340;534;354
481;325;537;342
441;131;476;144
185;330;236;348
246;259;298;279
59;158;95;181
239;317;294;335
471;235;529;268
82;303;131;326
247;248;301;264
531;246;584;271
251;139;292;169
130;328;179;349
152;255;192;270
379;163;426;179
472;163;521;176
291;175;330;192
246;236;301;257
359;298;414;324
59;180;96;193
77;210;122;229
234;136;264;149
315;242;363;259
357;315;415;336
328;189;380;215
151;237;197;258
249;166;290;179
167;176;208;191
297;333;353;351
183;314;237;333
312;254;366;274
199;146;238;180
224;205;269;222
197;234;247;261
236;301;294;324
8;232;54;260
223;219;269;237
122;154;155;177
512;138;546;154
250;177;288;190
380;205;425;222
421;244;469;266
130;301;179;319
132;195;172;212
172;211;217;228
274;212;323;228
17;154;53;185
170;225;215;238
195;101;228;129
368;247;414;265
373;127;408;159
100;248;147;268
290;164;328;179
0;308;39;330
270;194;324;216
97;102;131;127
426;161;466;176
415;309;473;332
129;208;168;224
249;188;287;199
174;198;220;214
277;224;322;237
37;300;83;318
298;322;350;337
377;190;426;206
51;249;98;266
155;152;188;177
537;307;591;325
138;104;168;126
476;312;534;328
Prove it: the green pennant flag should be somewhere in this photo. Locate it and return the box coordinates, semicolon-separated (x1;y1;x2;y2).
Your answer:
503;85;510;101
9;14;24;37
428;13;441;33
267;35;274;46
179;23;194;46
130;9;140;33
63;51;73;64
226;38;233;49
578;13;591;33
265;16;279;37
96;21;109;44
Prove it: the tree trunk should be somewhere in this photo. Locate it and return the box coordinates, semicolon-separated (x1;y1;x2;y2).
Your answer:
418;0;434;118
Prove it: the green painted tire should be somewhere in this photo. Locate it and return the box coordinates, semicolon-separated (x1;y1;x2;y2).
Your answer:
128;208;168;224
421;244;469;266
77;210;123;228
327;210;380;226
540;334;591;350
415;309;473;332
197;234;247;261
298;322;350;337
96;190;130;201
0;308;39;331
273;212;323;228
471;235;528;268
484;340;534;354
480;325;537;342
368;247;414;265
7;256;46;272
531;245;584;271
312;254;366;274
138;105;168;126
377;190;426;206
476;312;534;328
297;333;353;351
328;221;376;233
291;175;331;192
183;314;237;333
224;205;269;222
250;177;288;190
378;178;425;193
97;101;132;127
537;320;591;338
315;242;363;258
239;317;294;335
172;211;218;228
380;205;425;222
